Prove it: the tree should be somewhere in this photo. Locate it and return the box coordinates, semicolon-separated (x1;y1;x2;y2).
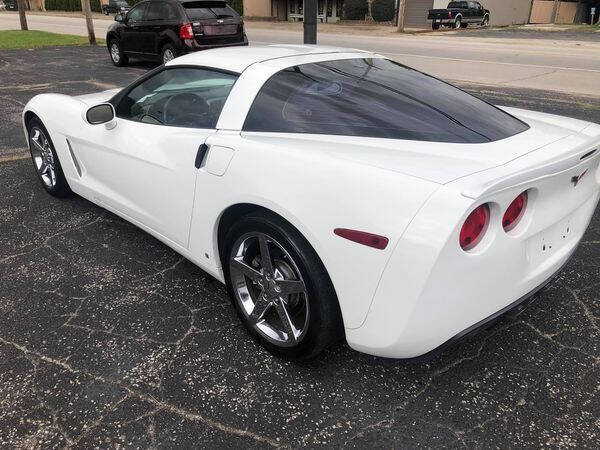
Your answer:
550;0;560;23
17;0;28;31
397;0;406;32
80;0;96;45
343;0;368;20
371;0;395;22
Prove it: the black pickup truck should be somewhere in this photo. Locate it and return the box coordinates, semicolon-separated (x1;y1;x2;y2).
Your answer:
427;1;490;30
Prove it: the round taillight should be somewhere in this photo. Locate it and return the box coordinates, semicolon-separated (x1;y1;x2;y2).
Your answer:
460;204;490;251
503;191;528;232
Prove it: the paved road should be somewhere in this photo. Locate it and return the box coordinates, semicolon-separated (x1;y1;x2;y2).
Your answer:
0;46;599;448
1;12;600;96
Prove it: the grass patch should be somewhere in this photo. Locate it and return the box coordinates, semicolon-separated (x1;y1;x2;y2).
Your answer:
0;30;105;50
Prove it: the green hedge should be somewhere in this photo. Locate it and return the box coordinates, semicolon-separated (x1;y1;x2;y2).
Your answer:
45;0;241;14
342;0;367;20
371;0;394;22
45;0;101;12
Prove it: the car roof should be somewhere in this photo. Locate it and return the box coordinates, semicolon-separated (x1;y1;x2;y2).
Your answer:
165;44;375;73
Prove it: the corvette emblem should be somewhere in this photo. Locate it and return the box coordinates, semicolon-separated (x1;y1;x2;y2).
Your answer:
571;169;588;187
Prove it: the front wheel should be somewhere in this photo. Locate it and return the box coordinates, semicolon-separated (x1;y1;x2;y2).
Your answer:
481;16;489;27
109;39;128;67
224;212;343;360
102;8;109;15
27;118;72;198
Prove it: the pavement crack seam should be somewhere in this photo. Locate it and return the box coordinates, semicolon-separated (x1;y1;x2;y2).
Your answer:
0;211;108;265
564;285;599;332
0;336;288;449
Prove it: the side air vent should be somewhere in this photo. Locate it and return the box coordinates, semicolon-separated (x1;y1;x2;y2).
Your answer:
580;149;597;161
66;139;83;177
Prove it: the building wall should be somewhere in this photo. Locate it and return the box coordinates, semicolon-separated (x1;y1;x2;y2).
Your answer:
432;0;532;26
244;0;272;18
530;0;578;23
405;0;435;27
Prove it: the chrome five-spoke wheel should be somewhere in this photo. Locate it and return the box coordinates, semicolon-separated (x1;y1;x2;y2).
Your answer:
230;232;309;347
30;127;57;188
27;118;71;197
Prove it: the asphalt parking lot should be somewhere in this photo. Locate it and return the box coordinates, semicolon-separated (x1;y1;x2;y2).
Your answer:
1;46;599;448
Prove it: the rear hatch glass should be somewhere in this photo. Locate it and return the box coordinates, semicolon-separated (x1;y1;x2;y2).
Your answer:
182;1;239;20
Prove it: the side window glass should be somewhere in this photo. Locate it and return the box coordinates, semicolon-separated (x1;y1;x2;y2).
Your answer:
147;3;176;20
146;3;164;21
127;4;146;22
115;68;238;129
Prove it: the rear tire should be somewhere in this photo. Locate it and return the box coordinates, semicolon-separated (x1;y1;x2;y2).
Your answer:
103;8;109;15
432;22;440;30
27;118;72;198
161;43;177;64
109;39;128;67
223;212;343;360
453;16;462;28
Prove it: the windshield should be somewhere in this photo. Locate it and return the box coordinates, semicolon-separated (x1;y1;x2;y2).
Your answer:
182;1;237;19
244;58;529;143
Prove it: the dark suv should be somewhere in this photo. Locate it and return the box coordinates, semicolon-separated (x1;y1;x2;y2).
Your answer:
106;0;247;66
3;0;18;11
102;0;131;16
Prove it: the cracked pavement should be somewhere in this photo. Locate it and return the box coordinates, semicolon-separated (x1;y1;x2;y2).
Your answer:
0;46;599;448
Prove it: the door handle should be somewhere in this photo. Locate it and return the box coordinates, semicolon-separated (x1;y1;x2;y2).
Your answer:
195;143;209;168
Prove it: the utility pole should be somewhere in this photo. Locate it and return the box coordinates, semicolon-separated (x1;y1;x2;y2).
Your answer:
550;0;560;23
304;0;317;44
17;0;28;31
396;0;406;32
81;0;97;45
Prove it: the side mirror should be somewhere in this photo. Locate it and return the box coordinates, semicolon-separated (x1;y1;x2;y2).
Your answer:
115;13;124;22
86;103;115;125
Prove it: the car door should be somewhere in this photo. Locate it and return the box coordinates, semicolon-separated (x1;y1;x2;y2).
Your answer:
121;2;147;53
69;67;239;247
468;2;479;21
143;2;179;54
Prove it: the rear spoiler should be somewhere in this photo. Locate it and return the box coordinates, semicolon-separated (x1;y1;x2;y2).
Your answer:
459;132;600;199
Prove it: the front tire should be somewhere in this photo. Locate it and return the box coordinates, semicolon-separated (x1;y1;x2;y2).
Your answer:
27;118;72;198
481;15;489;27
109;39;128;67
103;8;109;15
223;212;343;360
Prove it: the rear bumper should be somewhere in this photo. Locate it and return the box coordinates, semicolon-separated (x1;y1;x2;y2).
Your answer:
183;34;248;52
408;257;570;362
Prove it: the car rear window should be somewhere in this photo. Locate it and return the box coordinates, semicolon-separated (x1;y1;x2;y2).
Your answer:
243;58;529;144
182;1;238;20
448;1;467;8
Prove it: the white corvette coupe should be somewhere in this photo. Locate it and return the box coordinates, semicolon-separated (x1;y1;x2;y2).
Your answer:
23;45;600;360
